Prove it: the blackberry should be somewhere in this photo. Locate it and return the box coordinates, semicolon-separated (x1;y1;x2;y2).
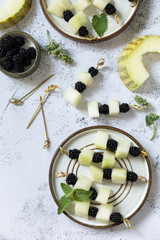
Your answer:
127;171;138;182
14;63;24;73
75;81;86;93
15;36;25;46
10;44;20;54
1;60;14;71
110;212;122;224
89;187;98;200
88;67;98;77
27;47;36;59
22;58;32;66
99;104;109;114
63;10;74;22
93;152;103;163
0;46;6;58
103;168;112;180
2;35;15;47
88;207;98;218
19;48;29;58
120;103;130;113
129;146;141;157
13;54;23;64
105;3;116;15
6;49;16;60
69;149;81;159
107;139;118;152
79;26;89;37
66;173;77;185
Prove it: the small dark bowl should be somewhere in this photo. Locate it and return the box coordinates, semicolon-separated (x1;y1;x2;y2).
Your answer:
0;31;41;78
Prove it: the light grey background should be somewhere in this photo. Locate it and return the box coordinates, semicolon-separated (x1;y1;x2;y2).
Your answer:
0;0;160;239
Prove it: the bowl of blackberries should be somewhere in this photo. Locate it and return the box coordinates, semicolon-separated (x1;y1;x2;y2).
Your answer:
0;31;41;78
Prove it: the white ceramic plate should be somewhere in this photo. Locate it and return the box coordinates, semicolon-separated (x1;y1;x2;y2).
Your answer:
40;0;140;42
49;126;151;228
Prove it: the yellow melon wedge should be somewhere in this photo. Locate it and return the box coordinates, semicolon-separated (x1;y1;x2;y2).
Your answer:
0;0;32;30
117;35;160;92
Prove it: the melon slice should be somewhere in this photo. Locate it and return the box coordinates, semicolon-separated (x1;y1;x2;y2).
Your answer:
78;148;94;166
117;35;160;92
77;72;94;87
95;187;111;204
73;0;92;12
74;175;92;191
69;11;88;34
63;86;82;107
102;150;115;168
90;165;103;184
96;204;113;223
87;100;99;118
0;0;32;30
75;199;90;218
109;99;119;117
115;139;131;159
93;0;110;11
111;168;127;184
47;0;73;18
95;131;109;150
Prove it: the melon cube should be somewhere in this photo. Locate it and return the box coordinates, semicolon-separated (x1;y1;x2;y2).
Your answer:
109;99;120;117
47;0;66;18
96;204;113;223
74;175;92;190
75;199;90;218
102;150;115;168
77;72;94;87
78;148;94;166
69;11;88;34
111;168;127;184
63;86;82;107
73;0;92;12
60;0;73;10
95;187;111;204
88;101;99;118
93;0;110;11
90;165;103;184
95;131;109;150
115;139;131;159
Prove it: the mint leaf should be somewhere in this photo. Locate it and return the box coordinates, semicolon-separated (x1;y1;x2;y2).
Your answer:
92;13;108;37
61;183;73;195
73;189;92;202
134;95;151;109
146;113;159;126
58;196;73;215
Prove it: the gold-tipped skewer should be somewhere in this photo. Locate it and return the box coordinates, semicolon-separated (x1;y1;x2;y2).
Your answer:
40;96;50;149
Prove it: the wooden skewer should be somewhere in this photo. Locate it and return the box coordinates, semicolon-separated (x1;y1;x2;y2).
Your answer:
40;96;50;149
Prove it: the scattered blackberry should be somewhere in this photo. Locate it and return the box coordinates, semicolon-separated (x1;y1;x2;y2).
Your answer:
1;60;14;71
79;26;89;37
89;187;98;200
15;36;25;46
105;3;116;15
69;149;81;159
88;207;98;218
22;58;32;66
88;67;98;77
103;168;112;180
2;35;15;47
63;10;74;22
93;152;103;163
120;103;130;113
107;139;118;152
0;46;6;58
110;212;122;224
27;47;36;59
14;63;24;73
13;54;23;64
129;146;141;157
127;171;138;182
6;49;16;60
75;81;86;93
66;173;77;185
99;104;109;114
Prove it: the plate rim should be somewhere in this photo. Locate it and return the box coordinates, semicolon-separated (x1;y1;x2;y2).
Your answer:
40;0;140;43
49;125;152;229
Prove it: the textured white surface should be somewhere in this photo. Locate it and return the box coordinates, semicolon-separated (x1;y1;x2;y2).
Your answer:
0;0;160;239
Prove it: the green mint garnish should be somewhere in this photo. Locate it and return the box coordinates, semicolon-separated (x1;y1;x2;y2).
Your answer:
92;13;108;37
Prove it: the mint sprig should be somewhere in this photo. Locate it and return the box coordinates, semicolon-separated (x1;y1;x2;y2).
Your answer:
135;95;159;140
92;13;108;37
58;183;92;215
